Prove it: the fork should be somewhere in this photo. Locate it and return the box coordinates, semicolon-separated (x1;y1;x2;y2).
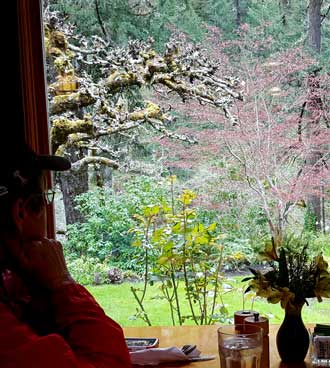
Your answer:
181;344;197;355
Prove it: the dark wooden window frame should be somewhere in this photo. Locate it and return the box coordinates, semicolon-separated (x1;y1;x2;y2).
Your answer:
17;0;55;237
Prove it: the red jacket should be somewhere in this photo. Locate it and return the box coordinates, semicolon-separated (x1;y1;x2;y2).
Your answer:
0;272;132;368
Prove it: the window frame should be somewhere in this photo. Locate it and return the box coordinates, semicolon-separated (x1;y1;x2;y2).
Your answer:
16;0;55;237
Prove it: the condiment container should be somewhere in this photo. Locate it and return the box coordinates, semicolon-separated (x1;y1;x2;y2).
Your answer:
245;313;269;368
234;310;258;325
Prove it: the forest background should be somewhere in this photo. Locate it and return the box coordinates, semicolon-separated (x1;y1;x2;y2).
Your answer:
44;0;330;326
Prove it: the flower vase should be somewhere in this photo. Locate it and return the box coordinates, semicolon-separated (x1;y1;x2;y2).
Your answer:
276;303;310;363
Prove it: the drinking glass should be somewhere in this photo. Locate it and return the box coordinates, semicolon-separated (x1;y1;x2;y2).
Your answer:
217;324;263;368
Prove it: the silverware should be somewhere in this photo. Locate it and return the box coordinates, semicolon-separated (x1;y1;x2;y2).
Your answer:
181;344;197;355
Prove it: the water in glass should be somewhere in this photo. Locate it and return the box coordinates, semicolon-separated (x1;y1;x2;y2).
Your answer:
218;324;263;368
219;336;262;368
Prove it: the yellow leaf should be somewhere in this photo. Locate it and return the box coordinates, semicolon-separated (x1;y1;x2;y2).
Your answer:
132;239;142;247
158;256;169;265
207;223;217;232
180;190;196;205
143;205;160;217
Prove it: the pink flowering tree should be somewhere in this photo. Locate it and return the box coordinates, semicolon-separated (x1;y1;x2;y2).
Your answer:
156;24;330;242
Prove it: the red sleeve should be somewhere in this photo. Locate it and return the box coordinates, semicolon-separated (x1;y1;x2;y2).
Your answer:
52;283;132;368
0;302;81;368
0;283;132;368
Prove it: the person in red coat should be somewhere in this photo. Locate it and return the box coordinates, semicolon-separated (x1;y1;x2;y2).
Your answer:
0;143;132;368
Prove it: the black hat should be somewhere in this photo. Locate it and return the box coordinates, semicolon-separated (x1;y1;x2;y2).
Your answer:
0;142;71;198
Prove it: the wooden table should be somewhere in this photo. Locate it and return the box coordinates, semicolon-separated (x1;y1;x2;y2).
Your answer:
124;324;314;368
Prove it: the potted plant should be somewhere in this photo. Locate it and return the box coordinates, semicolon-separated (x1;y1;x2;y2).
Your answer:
244;235;330;363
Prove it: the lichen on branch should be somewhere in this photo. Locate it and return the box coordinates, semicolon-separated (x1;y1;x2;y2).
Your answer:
45;10;242;166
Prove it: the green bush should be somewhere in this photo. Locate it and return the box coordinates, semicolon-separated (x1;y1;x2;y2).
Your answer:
196;205;269;267
304;207;318;233
67;256;109;285
309;233;330;258
130;181;233;325
64;176;168;272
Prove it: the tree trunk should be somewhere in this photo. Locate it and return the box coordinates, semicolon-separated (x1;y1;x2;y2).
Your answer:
305;152;322;230
234;0;241;28
308;0;321;53
280;0;291;26
321;186;326;233
305;75;323;230
59;147;88;225
305;1;322;230
94;0;108;40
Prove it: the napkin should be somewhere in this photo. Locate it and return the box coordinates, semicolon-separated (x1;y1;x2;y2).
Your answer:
130;346;215;366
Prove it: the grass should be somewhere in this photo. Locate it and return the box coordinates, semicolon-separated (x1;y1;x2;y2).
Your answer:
86;276;330;327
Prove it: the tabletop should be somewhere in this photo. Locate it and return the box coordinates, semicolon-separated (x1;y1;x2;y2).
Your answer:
124;324;314;368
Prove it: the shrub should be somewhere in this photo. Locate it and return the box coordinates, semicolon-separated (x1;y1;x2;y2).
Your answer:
130;179;231;326
309;233;330;259
122;270;141;282
107;267;123;284
222;239;255;270
64;176;168;273
67;256;109;285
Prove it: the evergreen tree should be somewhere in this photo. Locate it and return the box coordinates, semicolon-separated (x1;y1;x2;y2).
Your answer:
49;0;205;48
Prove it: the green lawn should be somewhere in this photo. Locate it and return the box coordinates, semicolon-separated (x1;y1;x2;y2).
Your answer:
87;277;330;327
